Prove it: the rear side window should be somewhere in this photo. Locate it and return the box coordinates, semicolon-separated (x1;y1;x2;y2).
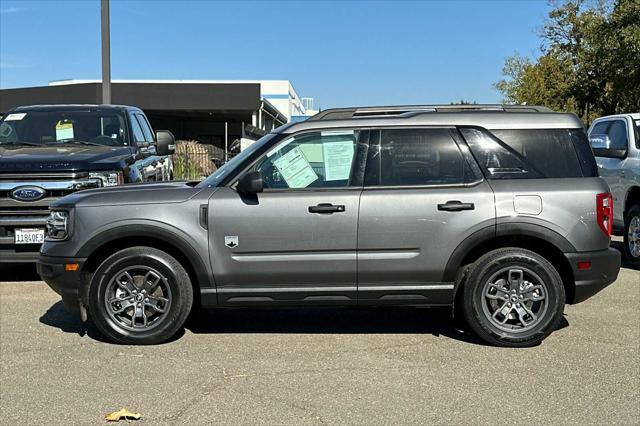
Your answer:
462;127;597;179
364;128;467;186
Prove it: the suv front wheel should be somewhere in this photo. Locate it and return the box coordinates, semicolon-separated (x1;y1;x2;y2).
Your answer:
462;248;565;347
88;247;193;345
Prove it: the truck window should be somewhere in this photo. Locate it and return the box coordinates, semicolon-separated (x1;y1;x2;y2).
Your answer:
135;113;155;143
0;110;128;146
129;114;147;144
589;119;630;158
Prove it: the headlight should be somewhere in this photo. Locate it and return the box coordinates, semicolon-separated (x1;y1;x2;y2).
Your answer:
45;210;69;241
89;171;124;187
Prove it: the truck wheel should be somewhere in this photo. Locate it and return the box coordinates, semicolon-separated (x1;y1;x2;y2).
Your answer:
623;204;640;267
88;247;193;345
462;248;565;347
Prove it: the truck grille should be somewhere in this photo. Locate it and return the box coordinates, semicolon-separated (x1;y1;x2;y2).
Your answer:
0;172;100;248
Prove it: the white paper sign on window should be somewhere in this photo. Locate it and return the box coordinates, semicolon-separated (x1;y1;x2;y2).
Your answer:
272;147;318;188
56;120;74;141
323;140;354;181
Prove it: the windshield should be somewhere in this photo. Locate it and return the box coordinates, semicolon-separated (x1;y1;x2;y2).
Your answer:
636;120;639;135
0;110;129;146
197;133;279;188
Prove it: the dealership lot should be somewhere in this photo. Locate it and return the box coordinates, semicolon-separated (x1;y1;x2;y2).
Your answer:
0;242;638;424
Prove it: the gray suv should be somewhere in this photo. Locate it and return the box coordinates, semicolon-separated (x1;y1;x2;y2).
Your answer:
37;105;621;347
588;113;640;266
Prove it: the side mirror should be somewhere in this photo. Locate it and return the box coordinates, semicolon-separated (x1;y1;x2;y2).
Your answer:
237;171;264;195
156;130;176;156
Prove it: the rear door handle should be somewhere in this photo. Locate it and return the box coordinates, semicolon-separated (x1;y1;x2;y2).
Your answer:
308;203;346;214
437;201;475;212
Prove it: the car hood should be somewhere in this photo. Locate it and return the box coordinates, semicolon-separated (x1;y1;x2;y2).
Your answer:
52;181;207;208
0;145;134;173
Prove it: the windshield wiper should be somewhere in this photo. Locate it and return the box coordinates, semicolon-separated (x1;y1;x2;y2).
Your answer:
49;139;104;147
0;141;41;147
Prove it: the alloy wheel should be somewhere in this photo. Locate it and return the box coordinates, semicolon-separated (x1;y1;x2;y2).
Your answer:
481;267;548;333
628;215;640;258
104;266;172;332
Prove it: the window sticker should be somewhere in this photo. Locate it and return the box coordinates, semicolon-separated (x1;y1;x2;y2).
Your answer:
323;140;354;181
272;147;318;188
55;120;74;141
4;113;26;121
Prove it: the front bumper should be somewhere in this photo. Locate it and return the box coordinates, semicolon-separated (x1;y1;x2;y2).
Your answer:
36;254;87;313
565;248;621;304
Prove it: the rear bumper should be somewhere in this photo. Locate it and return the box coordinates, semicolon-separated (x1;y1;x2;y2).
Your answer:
565;248;621;304
36;254;86;313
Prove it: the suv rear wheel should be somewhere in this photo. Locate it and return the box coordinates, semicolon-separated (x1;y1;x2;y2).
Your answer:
623;204;640;267
462;248;565;347
88;247;193;345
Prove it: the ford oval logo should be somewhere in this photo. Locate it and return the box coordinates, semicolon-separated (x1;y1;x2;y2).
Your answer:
10;186;47;202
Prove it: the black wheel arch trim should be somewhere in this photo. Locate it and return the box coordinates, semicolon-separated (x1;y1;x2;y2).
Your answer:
444;222;576;283
76;223;214;290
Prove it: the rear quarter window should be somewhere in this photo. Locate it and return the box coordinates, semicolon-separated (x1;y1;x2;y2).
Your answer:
461;127;597;179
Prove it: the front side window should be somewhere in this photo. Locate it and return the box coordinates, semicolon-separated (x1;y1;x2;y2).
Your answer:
135;113;155;143
364;128;466;186
129;114;146;144
252;130;359;189
0;110;128;146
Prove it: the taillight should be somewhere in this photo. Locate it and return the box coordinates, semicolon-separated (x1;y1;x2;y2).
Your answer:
596;193;613;237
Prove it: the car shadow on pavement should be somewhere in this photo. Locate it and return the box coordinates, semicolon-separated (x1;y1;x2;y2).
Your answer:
0;264;40;281
39;301;569;347
186;306;569;347
38;301;189;345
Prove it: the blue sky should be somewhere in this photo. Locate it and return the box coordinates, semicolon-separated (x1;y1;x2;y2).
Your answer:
0;0;550;108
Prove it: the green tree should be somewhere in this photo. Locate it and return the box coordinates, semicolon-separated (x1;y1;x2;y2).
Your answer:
495;0;640;123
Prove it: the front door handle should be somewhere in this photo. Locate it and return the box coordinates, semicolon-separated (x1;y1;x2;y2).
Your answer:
308;203;346;214
437;200;475;212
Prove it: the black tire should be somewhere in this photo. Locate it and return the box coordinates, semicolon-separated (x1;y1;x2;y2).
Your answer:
623;204;640;267
88;247;193;345
462;248;565;347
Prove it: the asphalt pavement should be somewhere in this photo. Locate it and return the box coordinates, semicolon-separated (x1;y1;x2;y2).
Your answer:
0;241;638;424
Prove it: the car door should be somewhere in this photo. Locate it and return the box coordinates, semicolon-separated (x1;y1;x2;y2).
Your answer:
208;128;366;305
357;127;495;305
589;118;630;225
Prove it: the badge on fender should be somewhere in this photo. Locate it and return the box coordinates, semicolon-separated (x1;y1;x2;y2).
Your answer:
225;236;238;248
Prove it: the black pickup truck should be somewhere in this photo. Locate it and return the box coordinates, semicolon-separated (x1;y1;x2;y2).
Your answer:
0;104;176;263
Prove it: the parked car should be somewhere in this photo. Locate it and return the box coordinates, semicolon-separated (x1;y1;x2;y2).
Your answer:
0;104;175;263
37;104;620;347
587;113;640;266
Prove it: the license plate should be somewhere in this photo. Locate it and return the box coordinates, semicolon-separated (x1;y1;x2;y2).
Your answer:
14;228;45;245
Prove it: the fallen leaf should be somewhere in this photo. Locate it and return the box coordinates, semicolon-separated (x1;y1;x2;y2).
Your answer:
104;408;142;422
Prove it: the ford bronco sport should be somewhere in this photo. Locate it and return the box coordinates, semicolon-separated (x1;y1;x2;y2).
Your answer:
37;105;620;347
588;113;640;266
0;104;175;263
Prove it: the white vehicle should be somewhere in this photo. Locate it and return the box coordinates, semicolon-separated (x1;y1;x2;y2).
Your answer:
588;113;640;266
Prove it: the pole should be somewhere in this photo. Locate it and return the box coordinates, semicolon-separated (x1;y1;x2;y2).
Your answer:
224;121;228;162
101;0;111;104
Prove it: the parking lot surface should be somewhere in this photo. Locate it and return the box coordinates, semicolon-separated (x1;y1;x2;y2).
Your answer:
0;243;638;424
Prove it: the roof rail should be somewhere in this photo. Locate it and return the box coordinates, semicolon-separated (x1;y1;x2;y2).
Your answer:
308;104;553;121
